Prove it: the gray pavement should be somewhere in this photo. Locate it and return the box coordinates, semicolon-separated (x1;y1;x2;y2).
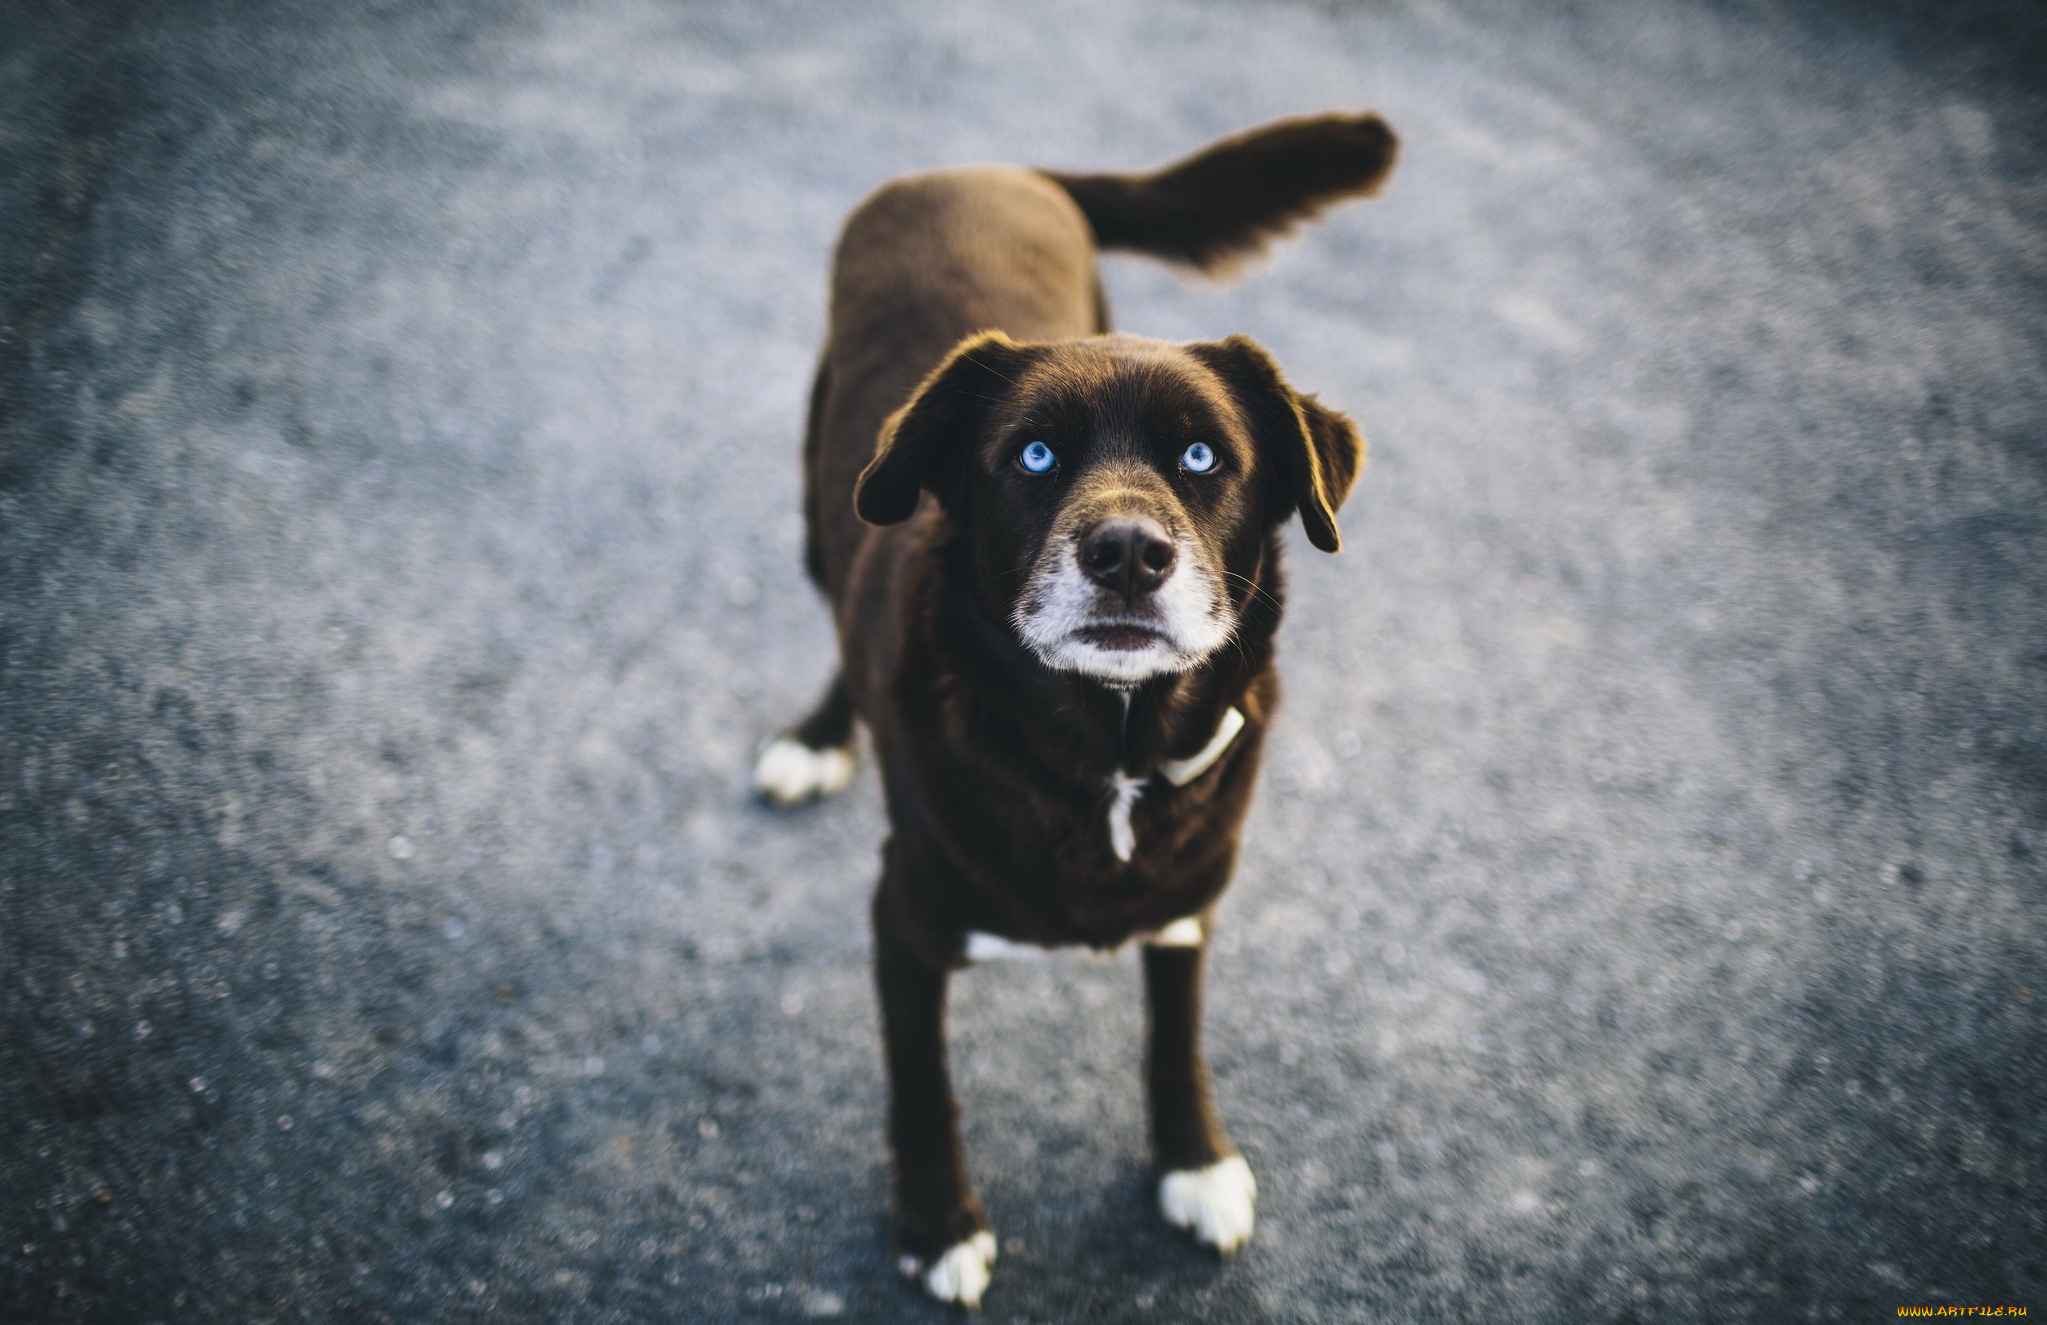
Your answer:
3;1;2043;1320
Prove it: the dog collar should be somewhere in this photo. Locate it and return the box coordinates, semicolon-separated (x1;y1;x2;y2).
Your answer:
1106;706;1246;863
1158;706;1245;787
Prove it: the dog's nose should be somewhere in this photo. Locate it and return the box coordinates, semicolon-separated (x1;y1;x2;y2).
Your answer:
1079;516;1177;601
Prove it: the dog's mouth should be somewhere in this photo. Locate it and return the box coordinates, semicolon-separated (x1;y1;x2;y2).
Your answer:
1072;622;1171;652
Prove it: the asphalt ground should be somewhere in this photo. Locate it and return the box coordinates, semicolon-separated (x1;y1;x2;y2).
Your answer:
2;1;2043;1320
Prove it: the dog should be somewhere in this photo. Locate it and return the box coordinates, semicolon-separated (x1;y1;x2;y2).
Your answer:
755;112;1398;1308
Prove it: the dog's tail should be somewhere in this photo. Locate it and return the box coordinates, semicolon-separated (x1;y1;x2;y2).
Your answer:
1041;111;1398;277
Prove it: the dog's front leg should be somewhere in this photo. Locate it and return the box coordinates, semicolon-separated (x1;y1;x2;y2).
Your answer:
873;890;995;1307
1143;934;1257;1255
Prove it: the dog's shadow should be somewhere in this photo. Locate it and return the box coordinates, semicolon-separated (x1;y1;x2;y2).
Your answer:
1034;1164;1276;1324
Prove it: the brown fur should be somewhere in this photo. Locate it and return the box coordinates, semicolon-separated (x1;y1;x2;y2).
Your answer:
776;112;1397;1280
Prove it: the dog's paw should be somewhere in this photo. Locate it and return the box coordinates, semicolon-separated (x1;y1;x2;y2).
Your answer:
753;737;855;807
899;1230;996;1309
1159;1155;1257;1255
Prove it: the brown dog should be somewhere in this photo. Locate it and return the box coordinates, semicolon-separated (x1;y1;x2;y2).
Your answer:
755;112;1397;1307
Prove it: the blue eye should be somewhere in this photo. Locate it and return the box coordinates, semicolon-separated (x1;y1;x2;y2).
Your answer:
1181;442;1216;473
1019;441;1056;473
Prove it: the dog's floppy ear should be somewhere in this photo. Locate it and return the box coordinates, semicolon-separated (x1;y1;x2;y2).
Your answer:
855;331;1032;526
1188;334;1364;553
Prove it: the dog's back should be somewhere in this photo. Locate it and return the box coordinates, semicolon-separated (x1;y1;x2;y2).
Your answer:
808;170;1102;604
804;113;1400;609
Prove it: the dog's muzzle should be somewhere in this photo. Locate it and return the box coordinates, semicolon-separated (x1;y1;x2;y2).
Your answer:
1012;512;1231;683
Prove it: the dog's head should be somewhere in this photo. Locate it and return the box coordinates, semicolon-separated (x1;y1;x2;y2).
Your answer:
855;331;1364;685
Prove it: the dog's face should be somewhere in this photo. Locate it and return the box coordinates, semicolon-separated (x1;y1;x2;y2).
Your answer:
856;332;1364;684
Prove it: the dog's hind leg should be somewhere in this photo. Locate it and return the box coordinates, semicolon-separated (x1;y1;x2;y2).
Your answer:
754;673;858;808
755;353;862;809
1144;934;1257;1255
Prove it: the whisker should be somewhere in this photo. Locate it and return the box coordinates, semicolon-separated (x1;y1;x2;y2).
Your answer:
961;351;1025;388
1220;569;1283;615
976;564;1034;594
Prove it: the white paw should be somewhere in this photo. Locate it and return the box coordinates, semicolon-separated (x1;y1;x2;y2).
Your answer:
899;1230;996;1309
1159;1155;1257;1255
753;737;854;807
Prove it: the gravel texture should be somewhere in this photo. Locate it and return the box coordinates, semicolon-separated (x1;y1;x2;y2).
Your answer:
3;1;2043;1320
